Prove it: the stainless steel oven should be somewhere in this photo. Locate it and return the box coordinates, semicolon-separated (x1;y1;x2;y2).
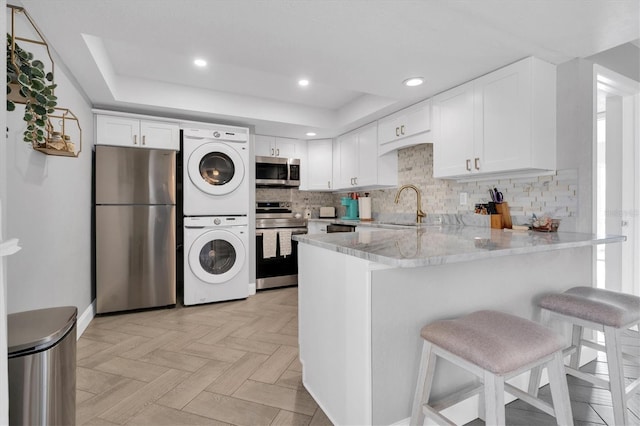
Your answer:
255;202;307;290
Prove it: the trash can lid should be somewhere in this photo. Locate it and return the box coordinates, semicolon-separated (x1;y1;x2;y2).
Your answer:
8;306;77;355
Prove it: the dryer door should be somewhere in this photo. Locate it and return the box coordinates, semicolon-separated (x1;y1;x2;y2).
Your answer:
188;229;246;284
187;142;246;196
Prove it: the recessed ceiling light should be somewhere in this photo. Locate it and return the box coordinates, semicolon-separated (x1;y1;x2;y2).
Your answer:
298;79;310;87
194;58;207;67
306;132;316;137
403;77;424;87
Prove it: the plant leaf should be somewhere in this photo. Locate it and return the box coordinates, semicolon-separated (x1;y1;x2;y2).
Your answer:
45;72;54;82
33;105;47;115
31;67;44;79
31;79;45;91
7;100;15;111
17;73;30;86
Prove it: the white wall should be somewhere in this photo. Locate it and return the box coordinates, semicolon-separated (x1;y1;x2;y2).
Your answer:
555;59;597;234
5;8;94;320
1;0;10;422
587;42;640;84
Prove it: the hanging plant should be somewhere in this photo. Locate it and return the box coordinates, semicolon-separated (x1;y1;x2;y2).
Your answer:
6;33;57;146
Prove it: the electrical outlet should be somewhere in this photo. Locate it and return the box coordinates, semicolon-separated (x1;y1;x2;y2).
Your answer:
460;192;468;205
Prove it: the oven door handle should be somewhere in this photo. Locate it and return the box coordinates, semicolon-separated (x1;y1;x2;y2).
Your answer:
256;228;308;236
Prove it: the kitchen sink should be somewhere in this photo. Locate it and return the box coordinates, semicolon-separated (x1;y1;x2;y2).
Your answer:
375;221;423;227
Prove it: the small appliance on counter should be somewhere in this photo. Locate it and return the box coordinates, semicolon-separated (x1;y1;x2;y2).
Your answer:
341;195;359;220
319;206;336;218
359;193;372;221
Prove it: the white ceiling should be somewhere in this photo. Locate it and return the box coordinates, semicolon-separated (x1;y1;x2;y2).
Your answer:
13;0;640;138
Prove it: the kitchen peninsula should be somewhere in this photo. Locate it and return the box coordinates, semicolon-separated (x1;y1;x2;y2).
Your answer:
293;225;625;425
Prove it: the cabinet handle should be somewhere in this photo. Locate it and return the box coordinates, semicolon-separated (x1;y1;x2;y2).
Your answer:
354;177;358;185
133;135;138;145
474;158;480;170
328;181;331;189
400;125;405;135
276;148;280;156
271;148;275;156
466;159;471;171
395;127;400;137
142;135;146;146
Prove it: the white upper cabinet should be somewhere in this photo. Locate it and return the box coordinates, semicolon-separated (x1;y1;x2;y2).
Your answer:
96;115;179;150
433;57;556;179
377;99;432;155
302;139;333;191
334;122;397;190
255;135;302;158
431;81;476;177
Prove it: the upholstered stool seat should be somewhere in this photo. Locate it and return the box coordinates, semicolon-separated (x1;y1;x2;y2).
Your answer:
528;286;640;426
411;310;573;425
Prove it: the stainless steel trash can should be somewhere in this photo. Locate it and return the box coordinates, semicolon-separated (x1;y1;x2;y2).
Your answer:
8;306;77;426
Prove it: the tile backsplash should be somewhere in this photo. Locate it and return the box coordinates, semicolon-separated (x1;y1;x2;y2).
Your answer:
363;144;577;224
258;143;578;228
255;187;334;216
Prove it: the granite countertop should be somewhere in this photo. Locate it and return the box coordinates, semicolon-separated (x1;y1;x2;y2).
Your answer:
294;225;626;268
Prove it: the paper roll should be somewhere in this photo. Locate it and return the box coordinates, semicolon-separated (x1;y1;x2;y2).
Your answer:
359;197;372;220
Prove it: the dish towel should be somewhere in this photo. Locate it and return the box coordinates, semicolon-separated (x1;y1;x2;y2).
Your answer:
279;230;292;257
262;230;278;258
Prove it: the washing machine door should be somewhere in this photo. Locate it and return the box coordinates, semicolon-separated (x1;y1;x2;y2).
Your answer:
189;229;246;284
187;142;245;196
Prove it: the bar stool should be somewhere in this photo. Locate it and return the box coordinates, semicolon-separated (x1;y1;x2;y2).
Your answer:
528;286;640;426
411;310;573;426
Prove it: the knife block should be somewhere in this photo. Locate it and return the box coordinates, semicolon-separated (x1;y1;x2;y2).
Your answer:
495;202;512;229
490;214;503;229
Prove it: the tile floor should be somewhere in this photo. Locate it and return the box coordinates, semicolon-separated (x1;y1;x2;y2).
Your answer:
77;287;639;425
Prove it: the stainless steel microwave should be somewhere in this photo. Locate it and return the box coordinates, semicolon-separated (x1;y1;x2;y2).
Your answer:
255;156;301;187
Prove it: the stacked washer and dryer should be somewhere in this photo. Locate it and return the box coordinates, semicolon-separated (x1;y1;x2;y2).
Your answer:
181;127;251;305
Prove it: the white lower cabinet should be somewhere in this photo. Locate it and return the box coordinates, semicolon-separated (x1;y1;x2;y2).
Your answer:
334;123;397;190
307;221;328;234
433;57;556;179
302;139;333;191
96;115;179;150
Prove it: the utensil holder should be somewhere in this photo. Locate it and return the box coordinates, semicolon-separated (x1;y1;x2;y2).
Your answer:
495;202;512;229
490;214;503;229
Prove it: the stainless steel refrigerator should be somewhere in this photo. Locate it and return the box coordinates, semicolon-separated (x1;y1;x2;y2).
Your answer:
95;145;176;314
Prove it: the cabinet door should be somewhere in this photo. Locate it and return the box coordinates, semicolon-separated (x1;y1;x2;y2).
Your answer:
96;115;139;147
305;139;333;191
274;137;299;158
476;61;530;173
336;132;358;189
377;113;404;145
355;123;378;187
432;82;476;178
140;120;179;150
255;135;275;157
404;99;431;138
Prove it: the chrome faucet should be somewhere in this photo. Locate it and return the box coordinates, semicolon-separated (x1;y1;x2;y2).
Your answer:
394;184;427;224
